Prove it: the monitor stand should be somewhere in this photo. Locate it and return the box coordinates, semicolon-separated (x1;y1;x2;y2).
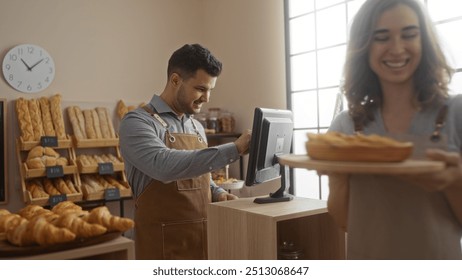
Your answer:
253;162;293;204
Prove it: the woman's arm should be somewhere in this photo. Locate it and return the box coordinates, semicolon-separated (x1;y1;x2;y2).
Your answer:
327;173;350;232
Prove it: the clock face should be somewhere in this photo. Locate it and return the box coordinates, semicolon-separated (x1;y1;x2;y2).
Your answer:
2;44;55;93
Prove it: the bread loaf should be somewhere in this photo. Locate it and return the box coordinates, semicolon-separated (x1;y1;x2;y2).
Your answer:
49;94;67;140
104;176;128;190
15;98;34;141
43;178;61;196
117;100;129;120
27;99;45;141
74;106;87;139
54;178;72;194
91;109;103;139
67;106;85;139
96;107;111;138
39;97;56;137
83;109;97;139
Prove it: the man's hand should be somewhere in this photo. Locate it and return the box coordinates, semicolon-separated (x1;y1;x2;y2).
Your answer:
217;192;239;201
234;129;251;155
398;149;462;192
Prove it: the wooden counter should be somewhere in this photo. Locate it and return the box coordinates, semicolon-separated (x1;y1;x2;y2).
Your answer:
207;196;345;260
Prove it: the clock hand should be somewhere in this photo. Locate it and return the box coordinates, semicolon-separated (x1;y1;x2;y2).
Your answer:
29;58;44;70
20;58;32;71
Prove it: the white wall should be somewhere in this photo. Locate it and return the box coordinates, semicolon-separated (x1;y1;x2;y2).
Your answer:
0;0;286;212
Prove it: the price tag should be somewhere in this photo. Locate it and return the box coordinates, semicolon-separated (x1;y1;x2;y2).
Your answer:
98;162;114;175
46;165;64;178
40;136;58;147
104;188;120;201
49;194;67;207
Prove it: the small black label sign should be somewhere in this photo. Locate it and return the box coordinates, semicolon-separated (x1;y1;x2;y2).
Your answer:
98;162;114;175
46;165;64;178
104;188;120;201
41;136;58;147
49;194;67;207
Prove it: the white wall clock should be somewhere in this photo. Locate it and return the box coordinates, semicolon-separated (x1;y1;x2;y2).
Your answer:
2;44;55;93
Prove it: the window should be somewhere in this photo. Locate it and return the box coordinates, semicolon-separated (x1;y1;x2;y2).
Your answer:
285;0;462;200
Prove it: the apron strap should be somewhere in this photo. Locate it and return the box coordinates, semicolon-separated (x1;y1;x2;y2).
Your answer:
430;104;448;142
142;105;176;143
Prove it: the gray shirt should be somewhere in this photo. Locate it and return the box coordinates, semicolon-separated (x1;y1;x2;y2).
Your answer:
119;95;240;200
329;94;462;259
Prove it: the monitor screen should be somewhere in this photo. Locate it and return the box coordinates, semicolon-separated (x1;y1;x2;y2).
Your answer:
245;107;294;204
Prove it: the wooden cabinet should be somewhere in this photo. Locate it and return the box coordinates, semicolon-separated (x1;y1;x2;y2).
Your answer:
207;196;345;260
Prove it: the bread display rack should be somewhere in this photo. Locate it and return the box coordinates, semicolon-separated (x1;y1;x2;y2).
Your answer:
15;95;82;206
14;95;132;208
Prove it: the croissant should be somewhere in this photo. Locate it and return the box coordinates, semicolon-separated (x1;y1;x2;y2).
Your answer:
53;212;107;238
83;206;134;232
18;204;51;220
51;201;83;215
7;216;76;246
0;213;23;233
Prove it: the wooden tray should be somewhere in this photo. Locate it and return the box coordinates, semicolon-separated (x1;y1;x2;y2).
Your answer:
278;154;445;174
0;231;121;257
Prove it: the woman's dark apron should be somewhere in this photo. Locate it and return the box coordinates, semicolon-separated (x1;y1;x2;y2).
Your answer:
135;107;211;260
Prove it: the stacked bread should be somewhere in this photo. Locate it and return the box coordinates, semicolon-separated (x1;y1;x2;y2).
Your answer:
77;153;123;167
25;146;69;169
80;174;129;194
15;94;67;142
116;99;145;120
0;201;134;246
67;106;116;140
26;176;80;199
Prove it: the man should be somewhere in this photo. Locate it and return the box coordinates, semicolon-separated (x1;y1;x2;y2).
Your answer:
119;43;251;260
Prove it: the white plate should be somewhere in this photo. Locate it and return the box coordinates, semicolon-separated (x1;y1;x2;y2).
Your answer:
217;180;245;190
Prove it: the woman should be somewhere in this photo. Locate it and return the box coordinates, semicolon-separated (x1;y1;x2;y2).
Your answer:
327;0;462;259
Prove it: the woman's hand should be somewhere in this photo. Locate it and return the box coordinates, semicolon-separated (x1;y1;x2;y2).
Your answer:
398;149;462;192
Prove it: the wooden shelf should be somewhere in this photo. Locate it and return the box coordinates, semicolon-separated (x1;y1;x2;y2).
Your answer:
207;196;346;260
1;236;135;260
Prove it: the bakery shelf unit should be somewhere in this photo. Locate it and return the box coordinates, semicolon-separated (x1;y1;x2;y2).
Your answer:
16;137;83;207
72;137;132;202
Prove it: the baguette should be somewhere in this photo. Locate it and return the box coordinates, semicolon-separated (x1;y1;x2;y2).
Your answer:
27;99;45;141
49;94;67;140
91;109;103;139
39;97;56;137
67;106;85;139
83;109;97;139
116;100;128;120
15;98;34;141
74;106;87;139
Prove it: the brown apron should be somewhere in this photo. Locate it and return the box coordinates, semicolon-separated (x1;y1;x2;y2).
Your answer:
135;107;211;260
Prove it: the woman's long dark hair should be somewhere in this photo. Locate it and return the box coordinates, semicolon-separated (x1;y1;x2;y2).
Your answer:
342;0;453;127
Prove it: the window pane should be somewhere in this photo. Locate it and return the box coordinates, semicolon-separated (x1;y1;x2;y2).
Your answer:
427;0;462;22
292;90;318;128
315;0;344;10
319;88;341;127
289;0;314;18
293;129;309;154
450;72;462;94
291;53;317;91
347;0;366;24
316;4;347;48
436;21;462;69
289;14;316;54
317;45;346;88
294;169;321;199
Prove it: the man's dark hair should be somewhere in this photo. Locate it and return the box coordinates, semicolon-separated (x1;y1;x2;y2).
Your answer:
167;44;222;80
